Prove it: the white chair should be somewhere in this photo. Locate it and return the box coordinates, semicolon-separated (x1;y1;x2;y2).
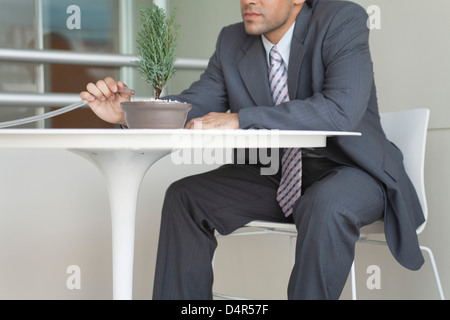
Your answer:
213;108;445;300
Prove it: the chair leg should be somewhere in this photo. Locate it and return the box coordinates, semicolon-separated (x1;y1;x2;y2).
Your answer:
350;261;357;300
420;245;445;300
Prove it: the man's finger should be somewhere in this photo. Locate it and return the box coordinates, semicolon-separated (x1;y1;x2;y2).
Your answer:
86;82;106;101
96;80;114;100
105;77;118;93
80;91;95;102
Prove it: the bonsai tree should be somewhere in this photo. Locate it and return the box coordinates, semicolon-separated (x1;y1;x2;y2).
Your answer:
136;5;180;100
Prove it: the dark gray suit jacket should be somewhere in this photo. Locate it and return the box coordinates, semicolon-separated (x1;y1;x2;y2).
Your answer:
166;0;425;270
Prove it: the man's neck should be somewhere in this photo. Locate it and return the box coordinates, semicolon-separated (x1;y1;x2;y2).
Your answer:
263;3;304;44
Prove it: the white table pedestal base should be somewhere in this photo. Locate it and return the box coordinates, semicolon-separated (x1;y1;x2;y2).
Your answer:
70;148;171;300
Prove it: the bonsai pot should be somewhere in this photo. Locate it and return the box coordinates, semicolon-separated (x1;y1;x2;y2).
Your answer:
121;100;192;129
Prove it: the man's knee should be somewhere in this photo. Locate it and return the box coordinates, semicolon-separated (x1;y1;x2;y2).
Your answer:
165;174;203;204
162;176;197;219
165;177;190;198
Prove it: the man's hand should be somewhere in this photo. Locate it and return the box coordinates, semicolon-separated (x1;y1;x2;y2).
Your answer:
80;77;132;126
185;112;240;130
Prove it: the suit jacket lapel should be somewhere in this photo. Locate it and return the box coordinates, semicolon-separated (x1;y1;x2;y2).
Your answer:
238;37;274;107
288;0;316;100
288;36;305;101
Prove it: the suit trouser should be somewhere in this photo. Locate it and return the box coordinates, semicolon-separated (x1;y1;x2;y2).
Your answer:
152;156;385;300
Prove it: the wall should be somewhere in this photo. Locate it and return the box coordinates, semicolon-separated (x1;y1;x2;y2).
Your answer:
0;0;449;300
167;0;241;95
0;149;219;299
346;0;450;299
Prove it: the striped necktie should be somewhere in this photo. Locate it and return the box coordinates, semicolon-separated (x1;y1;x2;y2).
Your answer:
269;46;302;217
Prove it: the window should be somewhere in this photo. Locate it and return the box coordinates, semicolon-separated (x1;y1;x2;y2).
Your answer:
0;0;151;128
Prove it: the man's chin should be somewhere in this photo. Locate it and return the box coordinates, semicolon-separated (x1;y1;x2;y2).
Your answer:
243;24;263;36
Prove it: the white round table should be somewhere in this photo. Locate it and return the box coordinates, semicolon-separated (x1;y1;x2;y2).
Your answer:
0;128;360;299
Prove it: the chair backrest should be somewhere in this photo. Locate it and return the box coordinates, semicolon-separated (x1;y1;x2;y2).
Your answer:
380;108;430;234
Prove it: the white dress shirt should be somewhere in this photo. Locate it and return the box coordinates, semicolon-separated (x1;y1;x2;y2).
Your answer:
261;22;296;68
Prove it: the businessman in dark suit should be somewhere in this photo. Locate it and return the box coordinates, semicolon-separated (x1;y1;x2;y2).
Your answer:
81;0;425;299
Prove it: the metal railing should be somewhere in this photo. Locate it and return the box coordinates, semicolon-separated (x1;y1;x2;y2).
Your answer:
0;48;209;107
0;48;208;69
0;92;80;107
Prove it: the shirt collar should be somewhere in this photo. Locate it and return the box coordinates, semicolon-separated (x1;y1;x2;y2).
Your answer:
261;22;295;68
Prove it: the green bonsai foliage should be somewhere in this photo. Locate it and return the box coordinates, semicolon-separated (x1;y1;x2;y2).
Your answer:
136;5;180;100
